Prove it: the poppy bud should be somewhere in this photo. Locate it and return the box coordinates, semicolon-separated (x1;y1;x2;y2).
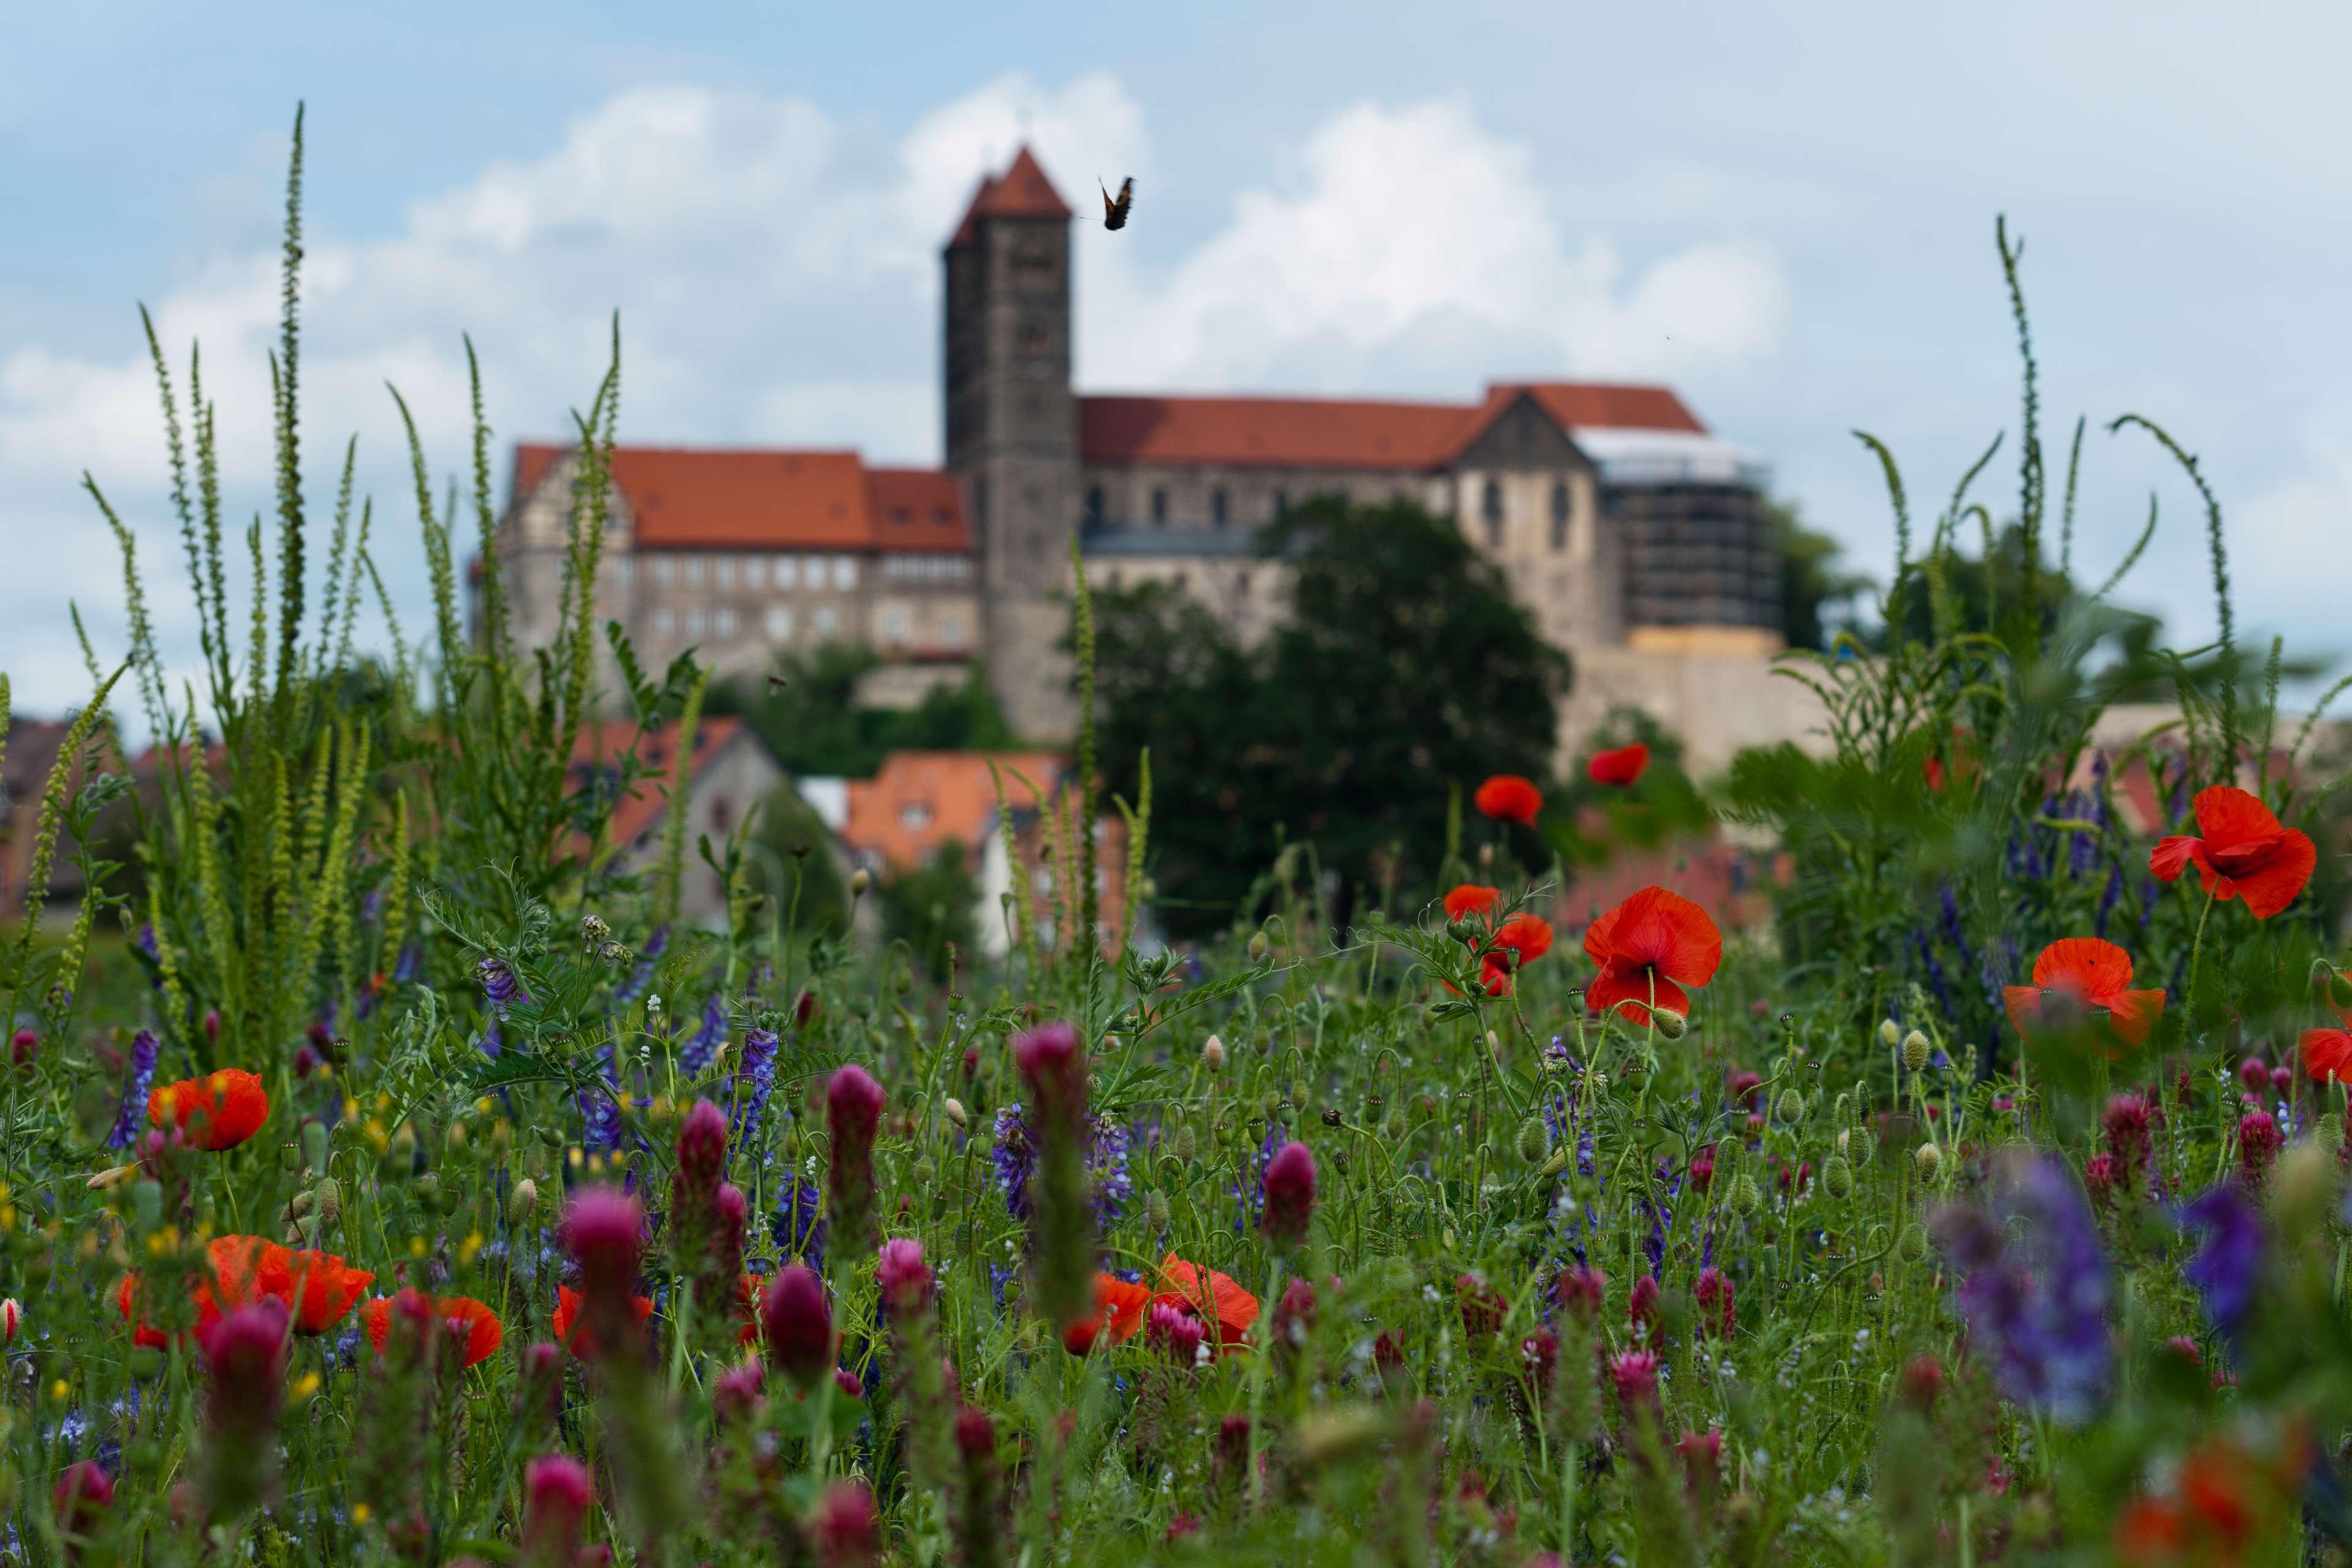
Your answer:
763;1264;833;1390
1261;1141;1316;1251
0;1298;17;1341
1515;1117;1548;1165
1202;1035;1226;1072
1879;1018;1902;1047
1896;1221;1929;1263
1822;1155;1853;1200
1776;1088;1806;1122
1914;1144;1942;1179
1145;1189;1172;1231
1651;1007;1687;1039
849;868;872;897
1902;1031;1930;1072
942;1097;968;1129
1246;933;1270;962
509;1178;538;1221
521;1455;594;1568
1732;1174;1762;1213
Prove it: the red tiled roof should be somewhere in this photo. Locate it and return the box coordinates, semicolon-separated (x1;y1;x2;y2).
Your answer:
947;145;1072;246
842;750;1069;872
570;717;752;850
510;445;970;555
1079;396;1474;470
867;468;973;552
1077;381;1708;469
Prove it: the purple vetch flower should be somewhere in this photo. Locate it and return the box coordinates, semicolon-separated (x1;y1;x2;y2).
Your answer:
2176;1182;2264;1351
1238;1122;1284;1233
990;1105;1132;1230
2095;862;2124;938
579;1046;624;1153
680;996;727;1076
734;1027;780;1152
391;943;421;984
477;956;527;1011
1932;1150;2111;1423
617;925;669;1005
107;1030;160;1149
474;1020;502;1059
772;1175;826;1276
1912;929;1952;1016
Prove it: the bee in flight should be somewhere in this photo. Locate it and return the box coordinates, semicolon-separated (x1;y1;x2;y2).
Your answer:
1100;176;1134;232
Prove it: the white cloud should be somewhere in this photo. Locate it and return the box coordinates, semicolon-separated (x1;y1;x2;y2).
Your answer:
0;75;1789;728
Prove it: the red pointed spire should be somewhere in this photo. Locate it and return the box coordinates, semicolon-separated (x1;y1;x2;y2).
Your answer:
946;145;1071;246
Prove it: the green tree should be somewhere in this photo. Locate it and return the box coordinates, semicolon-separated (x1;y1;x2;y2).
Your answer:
1771;499;1872;650
743;782;850;936
878;840;980;979
1089;497;1570;935
715;645;1016;780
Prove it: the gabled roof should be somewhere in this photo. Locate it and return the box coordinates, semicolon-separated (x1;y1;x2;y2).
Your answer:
570;717;754;849
948;145;1072;246
1076;381;1709;470
510;445;971;554
842;749;1070;872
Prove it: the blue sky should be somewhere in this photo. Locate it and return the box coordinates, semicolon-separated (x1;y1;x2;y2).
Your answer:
7;0;2349;726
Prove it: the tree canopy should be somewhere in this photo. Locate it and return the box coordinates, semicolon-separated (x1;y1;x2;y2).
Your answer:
714;644;1016;780
1087;497;1570;936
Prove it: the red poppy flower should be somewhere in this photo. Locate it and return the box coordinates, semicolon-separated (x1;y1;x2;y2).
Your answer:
1063;1273;1154;1355
551;1284;655;1357
2150;786;2316;920
1582;886;1722;1025
148;1069;270;1151
268;1248;376;1334
1494;913;1553;964
1588;744;1649;787
114;1274;178;1349
2302;1028;2352;1086
2001;938;2166;1049
1473;775;1543;827
361;1289;504;1367
1442;884;1500;923
1152;1254;1258;1353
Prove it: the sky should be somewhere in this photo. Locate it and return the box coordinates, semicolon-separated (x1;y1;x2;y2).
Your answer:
6;0;2349;731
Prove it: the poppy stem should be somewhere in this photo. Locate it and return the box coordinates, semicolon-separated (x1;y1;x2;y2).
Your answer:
2183;888;2217;1031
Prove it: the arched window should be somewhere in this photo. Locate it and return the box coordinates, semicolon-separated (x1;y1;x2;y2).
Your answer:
1212;488;1229;527
1550;480;1571;552
1151;487;1169;525
1481;479;1504;550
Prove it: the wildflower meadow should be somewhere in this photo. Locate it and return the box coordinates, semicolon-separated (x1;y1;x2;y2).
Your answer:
5;124;2352;1568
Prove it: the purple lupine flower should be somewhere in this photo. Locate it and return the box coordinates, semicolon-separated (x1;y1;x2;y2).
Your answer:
772;1175;826;1276
734;1027;780;1152
391;943;421;984
1642;1159;1684;1278
1238;1123;1284;1232
361;889;383;924
1093;1118;1133;1227
107;1030;160;1149
2176;1182;2264;1351
1932;1150;2111;1423
1912;930;1952;1015
680;996;726;1076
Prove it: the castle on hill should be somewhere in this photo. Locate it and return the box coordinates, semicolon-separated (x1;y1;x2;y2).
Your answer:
494;145;1801;766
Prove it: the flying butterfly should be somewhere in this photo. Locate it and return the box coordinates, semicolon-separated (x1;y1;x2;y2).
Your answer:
1100;176;1134;232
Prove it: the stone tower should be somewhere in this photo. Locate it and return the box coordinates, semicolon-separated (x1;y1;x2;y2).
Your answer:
942;146;1082;740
